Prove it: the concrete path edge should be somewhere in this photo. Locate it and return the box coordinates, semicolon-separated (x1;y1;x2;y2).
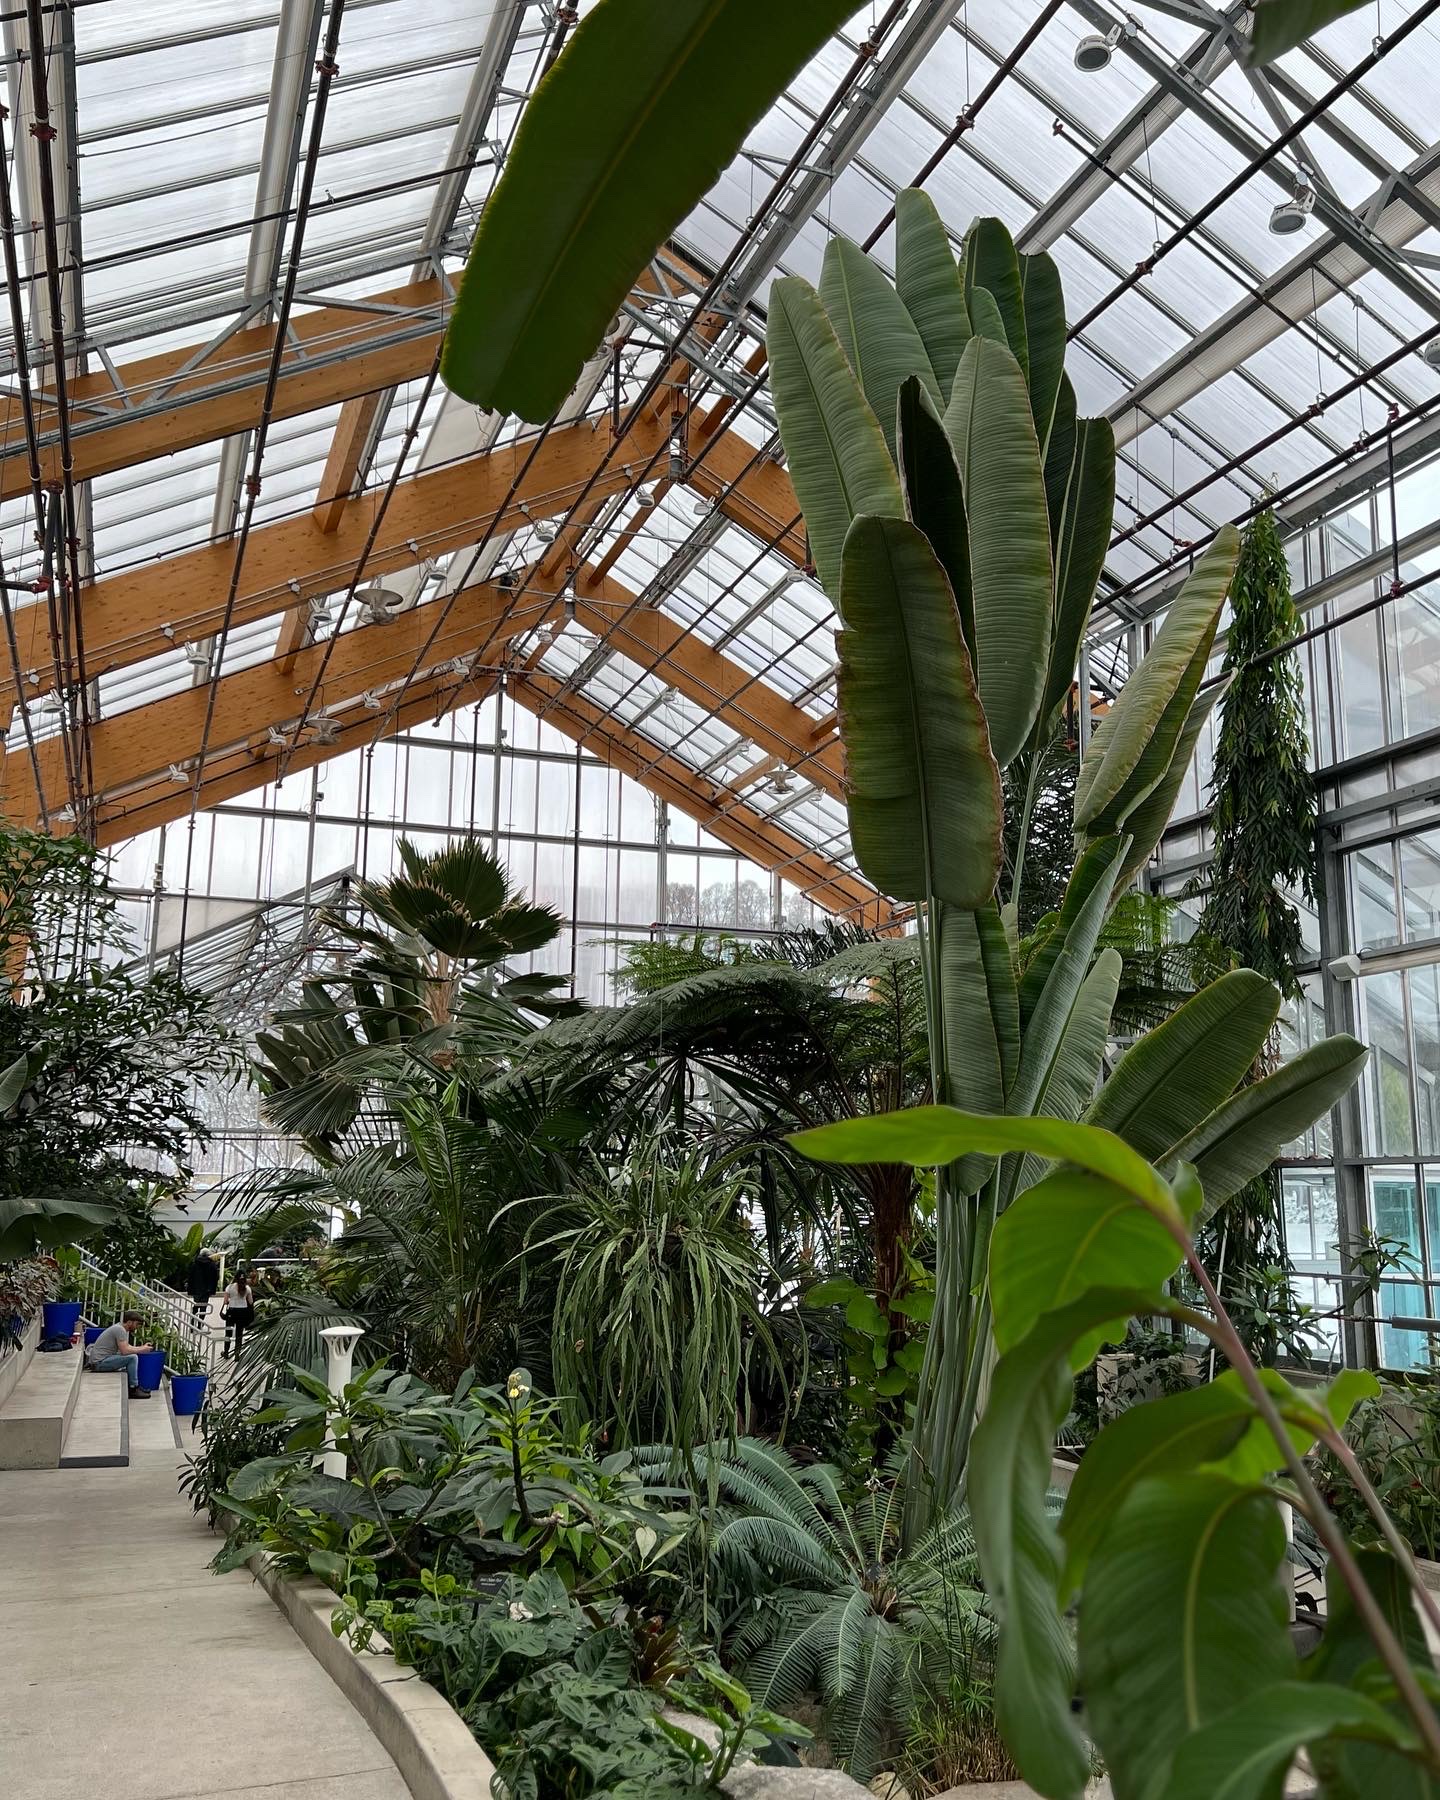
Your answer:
248;1552;498;1800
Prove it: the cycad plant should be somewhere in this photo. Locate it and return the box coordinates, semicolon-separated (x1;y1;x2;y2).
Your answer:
766;195;1366;1533
670;1437;996;1781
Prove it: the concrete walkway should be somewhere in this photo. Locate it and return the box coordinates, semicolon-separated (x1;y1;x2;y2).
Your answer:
0;1413;411;1800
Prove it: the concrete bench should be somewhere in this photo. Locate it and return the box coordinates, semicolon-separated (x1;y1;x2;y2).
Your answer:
0;1342;83;1468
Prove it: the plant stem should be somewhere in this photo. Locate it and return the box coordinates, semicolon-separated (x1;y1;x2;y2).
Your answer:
1322;1432;1440;1641
1009;750;1043;916
1184;1245;1440;1768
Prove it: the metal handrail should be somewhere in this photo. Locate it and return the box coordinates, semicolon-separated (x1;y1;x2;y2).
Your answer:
76;1250;223;1377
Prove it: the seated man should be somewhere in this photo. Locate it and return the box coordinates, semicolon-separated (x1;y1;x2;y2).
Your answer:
85;1311;154;1399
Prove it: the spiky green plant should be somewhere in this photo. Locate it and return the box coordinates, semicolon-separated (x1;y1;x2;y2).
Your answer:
1198;508;1318;998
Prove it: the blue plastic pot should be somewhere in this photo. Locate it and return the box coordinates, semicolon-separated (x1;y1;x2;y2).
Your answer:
134;1349;166;1392
84;1324;103;1347
169;1372;208;1416
42;1300;82;1340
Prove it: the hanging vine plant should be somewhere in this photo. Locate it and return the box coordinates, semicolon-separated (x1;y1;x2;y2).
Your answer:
1198;507;1318;997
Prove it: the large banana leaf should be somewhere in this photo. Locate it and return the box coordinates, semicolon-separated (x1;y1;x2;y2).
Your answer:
1019;250;1066;453
894;188;970;399
966;284;1009;349
1075;526;1239;832
836;515;1001;907
1079;1474;1294;1800
1171;1035;1369;1218
767;276;904;609
1085;969;1280;1161
897;375;973;650
938;902;1018;1194
1007;839;1121;1123
441;0;856;420
819;236;941;464
944;335;1053;766
1249;0;1367;62
0;1193;115;1260
1018;835;1123;1026
1042;373;1077;545
1037;415;1116;733
964;217;1028;380
1013;946;1121;1197
1105;682;1224;891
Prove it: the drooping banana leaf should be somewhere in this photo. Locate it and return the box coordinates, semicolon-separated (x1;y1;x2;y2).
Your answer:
1074;526;1240;833
1085;969;1281;1162
835;515;1002;908
1169;1035;1369;1218
1018;835;1124;1026
1037;415;1116;738
1249;0;1368;63
1019;250;1066;454
944;334;1054;766
440;0;857;420
894;187;970;399
964;216;1029;380
1104;682;1224;891
820;235;941;463
767;276;904;609
897;374;973;652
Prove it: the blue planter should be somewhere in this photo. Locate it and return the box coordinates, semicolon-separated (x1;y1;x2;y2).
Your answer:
169;1372;208;1416
134;1349;166;1392
83;1324;104;1347
42;1300;83;1340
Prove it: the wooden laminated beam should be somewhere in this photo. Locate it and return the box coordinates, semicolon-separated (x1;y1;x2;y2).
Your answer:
314;392;387;535
3;415;667;706
0;278;450;504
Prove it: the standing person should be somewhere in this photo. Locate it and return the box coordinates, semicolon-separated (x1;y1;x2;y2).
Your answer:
185;1248;219;1325
221;1268;255;1360
85;1312;155;1399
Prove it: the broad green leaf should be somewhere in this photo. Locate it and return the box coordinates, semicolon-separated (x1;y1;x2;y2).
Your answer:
820;234;941;463
1012;946;1121;1200
1008;838;1122;1126
1059;1383;1258;1601
843;1291;889;1339
790;1107;1177;1215
229;1455;299;1501
1018;835;1123;1025
441;0;857;420
966;284;1010;348
768;277;904;609
964;216;1028;379
1104;683;1223;890
0;1193;114;1260
894;187;970;398
1209;1366;1381;1484
944;334;1054;765
990;1161;1183;1362
1075;526;1240;832
971;1289;1180;1800
1038;415;1116;732
0;1052;27;1112
1020;250;1066;452
938;903;1019;1195
1085;969;1281;1162
1083;619;1215;839
1079;1474;1295;1800
1305;1549;1437;1799
836;514;1002;907
803;1275;865;1310
897;375;973;651
1165;1682;1411;1800
1043;374;1078;546
1248;0;1368;63
1170;1035;1369;1218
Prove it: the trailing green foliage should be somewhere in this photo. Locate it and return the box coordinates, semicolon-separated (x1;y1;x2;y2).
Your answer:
1198;509;1318;998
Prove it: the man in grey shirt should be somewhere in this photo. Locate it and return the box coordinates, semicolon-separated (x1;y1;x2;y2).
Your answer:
85;1311;155;1398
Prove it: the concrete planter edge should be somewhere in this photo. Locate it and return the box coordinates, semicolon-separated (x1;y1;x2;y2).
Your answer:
247;1551;497;1800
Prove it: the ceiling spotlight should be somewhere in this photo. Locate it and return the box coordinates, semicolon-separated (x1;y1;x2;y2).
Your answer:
28;692;61;717
166;762;190;783
361;689;384;710
53;802;74;824
1074;16;1136;71
693;495;714;518
307;594;335;623
267;723;294;747
1422;337;1440;371
1269;179;1316;236
310;715;339;745
534;518;557;543
358;584;407;625
181;640;209;669
634;484;656;508
771;771;794;795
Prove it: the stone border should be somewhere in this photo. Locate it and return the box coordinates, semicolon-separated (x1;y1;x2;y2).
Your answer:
248;1554;498;1800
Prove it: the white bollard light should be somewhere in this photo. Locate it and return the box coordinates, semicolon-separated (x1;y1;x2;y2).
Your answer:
318;1324;365;1479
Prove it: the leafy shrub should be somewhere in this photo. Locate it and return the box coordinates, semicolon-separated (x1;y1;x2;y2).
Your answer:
178;1391;287;1525
1316;1379;1440;1562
